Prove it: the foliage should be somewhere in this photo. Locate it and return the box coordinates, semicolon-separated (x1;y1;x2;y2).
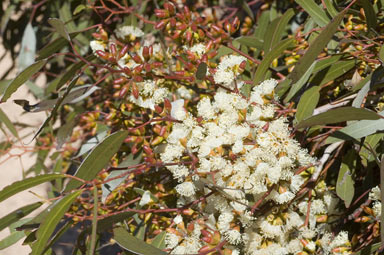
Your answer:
1;0;384;254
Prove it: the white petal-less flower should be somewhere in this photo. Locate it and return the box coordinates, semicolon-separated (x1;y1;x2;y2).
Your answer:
171;99;186;121
90;40;105;54
214;55;246;88
115;25;144;40
175;181;196;197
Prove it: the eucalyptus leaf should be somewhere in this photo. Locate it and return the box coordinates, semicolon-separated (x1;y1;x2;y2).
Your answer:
296;107;381;129
284;61;316;103
336;150;356;208
294;0;330;27
18;23;36;72
48;18;70;41
114;227;167;255
0;108;18;137
295;86;320;123
64;130;129;191
288;10;345;84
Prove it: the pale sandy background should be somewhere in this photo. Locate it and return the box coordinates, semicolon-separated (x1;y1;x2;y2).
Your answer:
0;38;48;254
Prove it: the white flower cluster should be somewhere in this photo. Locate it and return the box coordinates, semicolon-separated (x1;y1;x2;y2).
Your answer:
162;79;351;254
213;54;246;89
369;186;382;217
115;25;144;40
128;80;169;110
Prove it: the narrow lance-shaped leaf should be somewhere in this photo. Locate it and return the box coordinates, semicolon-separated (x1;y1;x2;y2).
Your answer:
0;174;66;203
113;227;167;255
234;36;263;49
323;0;339;18
1;60;47;103
36;32;80;61
284;61;316;103
294;0;330;27
196;62;207;80
64;130;129;192
295;107;381;129
0;202;42;232
31;190;82;255
151;232;167;249
295;86;320;123
325;111;384;144
358;0;377;31
263;8;295;54
0;108;18;137
253;38;294;85
288;9;345;84
336;150;356;208
19;22;37;72
48;18;70;41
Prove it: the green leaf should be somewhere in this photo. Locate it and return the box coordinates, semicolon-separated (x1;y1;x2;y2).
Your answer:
294;0;330;27
234;36;263;49
336;150;356;208
295;86;320;123
1;60;47;103
358;0;377;31
31;190;82;255
0;174;65;203
76;129;109;158
360;133;384;167
0;202;42;232
36;32;79;61
19;23;37;72
48;18;70;41
295;107;381;129
263;8;295;54
288;10;345;84
0;108;18;137
102;153;142;203
239;0;254;20
353;242;381;255
89;185;98;255
0;231;25;250
56;114;75;149
284;61;316;103
64;130;129;192
312;55;342;73
325;111;384;144
323;0;339;18
253;38;294;85
0;4;15;35
113;227;167;255
196;62;207;80
73;4;86;15
379;44;384;64
151;232;166;249
308;59;356;86
97;212;135;232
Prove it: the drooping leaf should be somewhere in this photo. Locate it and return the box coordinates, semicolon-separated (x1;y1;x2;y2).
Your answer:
263;8;295;54
0;230;25;250
239;0;254;20
18;23;37;72
151;232;166;250
323;0;339;17
253;38;294;85
56;114;76;149
0;202;42;232
36;32;80;61
0;174;66;203
31;190;82;255
295;107;381;129
358;0;377;31
284;61;316;103
360;133;384;167
312;55;342;73
1;60;47;103
113;227;167;255
73;4;86;15
295;86;320;123
352;77;370;108
0;108;18;137
102;153;142;203
234;36;263;49
76;128;109;158
288;10;345;84
31;74;80;141
196;62;207;80
336;150;356;208
308;59;356;86
294;0;330;27
325;111;384;144
97;212;135;232
0;4;15;35
89;185;98;255
48;18;70;41
64;130;129;192
379;44;384;64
